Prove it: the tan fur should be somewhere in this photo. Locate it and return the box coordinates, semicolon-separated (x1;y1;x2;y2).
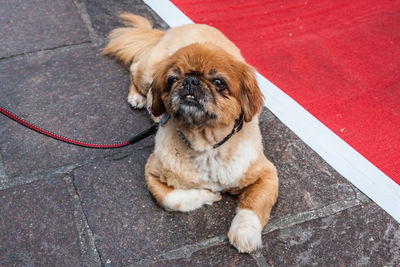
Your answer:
237;65;265;122
145;153;174;204
103;14;164;65
119;13;153;29
238;156;279;226
105;14;279;253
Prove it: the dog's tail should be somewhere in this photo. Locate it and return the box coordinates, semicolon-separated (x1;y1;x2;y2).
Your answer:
104;13;165;65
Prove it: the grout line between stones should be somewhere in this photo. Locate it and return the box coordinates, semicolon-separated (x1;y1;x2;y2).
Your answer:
0;161;81;191
64;174;103;267
73;0;102;43
129;235;227;266
251;250;272;267
0;150;7;186
0;41;99;65
263;197;361;235
0;147;137;191
350;183;372;204
0;0;106;65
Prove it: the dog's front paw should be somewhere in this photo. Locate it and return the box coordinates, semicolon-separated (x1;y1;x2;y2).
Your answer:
163;189;221;212
128;92;146;109
228;209;262;253
201;189;222;205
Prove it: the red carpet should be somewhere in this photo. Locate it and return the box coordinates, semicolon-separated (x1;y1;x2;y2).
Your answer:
171;0;400;184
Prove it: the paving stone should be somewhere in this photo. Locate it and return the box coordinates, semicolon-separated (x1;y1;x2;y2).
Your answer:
0;45;153;178
148;244;257;266
262;203;400;266
0;179;82;266
79;0;168;38
0;0;89;58
259;110;356;217
72;151;238;266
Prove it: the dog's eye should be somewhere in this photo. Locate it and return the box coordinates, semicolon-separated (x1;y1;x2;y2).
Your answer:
167;76;178;89
213;78;227;92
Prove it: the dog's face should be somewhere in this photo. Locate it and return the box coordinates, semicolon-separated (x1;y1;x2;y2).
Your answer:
151;44;264;127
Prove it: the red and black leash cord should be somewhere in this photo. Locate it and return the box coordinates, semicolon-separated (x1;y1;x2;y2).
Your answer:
0;106;158;149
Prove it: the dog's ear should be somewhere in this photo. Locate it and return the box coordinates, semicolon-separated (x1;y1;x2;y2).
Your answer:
238;64;264;122
150;70;167;117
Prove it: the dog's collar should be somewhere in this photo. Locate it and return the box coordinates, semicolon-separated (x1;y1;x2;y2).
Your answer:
176;113;244;150
148;106;170;126
159;112;170;126
153;108;244;149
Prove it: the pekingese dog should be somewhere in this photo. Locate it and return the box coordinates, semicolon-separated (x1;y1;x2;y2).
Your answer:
104;14;278;253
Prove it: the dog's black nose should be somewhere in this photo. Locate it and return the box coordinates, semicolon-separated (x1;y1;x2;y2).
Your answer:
183;77;200;87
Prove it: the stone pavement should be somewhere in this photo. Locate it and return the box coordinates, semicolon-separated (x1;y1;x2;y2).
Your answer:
0;0;399;266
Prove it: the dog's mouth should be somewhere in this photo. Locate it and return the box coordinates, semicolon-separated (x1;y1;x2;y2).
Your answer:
169;90;216;125
180;93;202;108
174;95;206;123
167;75;218;125
184;94;196;102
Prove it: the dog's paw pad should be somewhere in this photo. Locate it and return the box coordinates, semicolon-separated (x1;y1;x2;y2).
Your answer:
128;93;146;109
228;209;262;253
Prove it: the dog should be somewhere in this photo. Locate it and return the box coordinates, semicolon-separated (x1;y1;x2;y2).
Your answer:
104;13;279;253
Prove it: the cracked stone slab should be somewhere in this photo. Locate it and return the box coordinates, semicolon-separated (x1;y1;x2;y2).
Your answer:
79;0;168;38
0;0;89;58
72;151;238;266
0;179;82;266
259;110;358;217
261;203;400;266
0;45;153;179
